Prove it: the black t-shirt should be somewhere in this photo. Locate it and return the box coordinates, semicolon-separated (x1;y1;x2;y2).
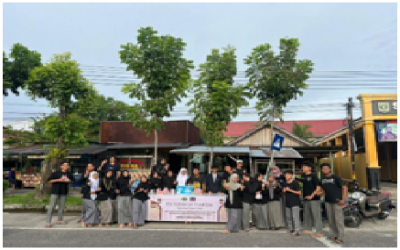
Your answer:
103;163;121;179
223;172;230;183
321;175;344;203
300;173;321;201
187;175;205;190
48;171;75;195
283;180;301;208
235;168;246;179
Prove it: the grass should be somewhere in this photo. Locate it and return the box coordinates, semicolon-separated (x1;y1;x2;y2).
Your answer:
3;193;82;206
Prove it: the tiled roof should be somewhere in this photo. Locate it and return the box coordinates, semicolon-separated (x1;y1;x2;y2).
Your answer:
224;120;347;138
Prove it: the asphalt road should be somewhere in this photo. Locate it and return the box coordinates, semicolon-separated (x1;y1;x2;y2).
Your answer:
3;212;397;247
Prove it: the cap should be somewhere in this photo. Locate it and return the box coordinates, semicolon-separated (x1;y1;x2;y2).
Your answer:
237;160;243;163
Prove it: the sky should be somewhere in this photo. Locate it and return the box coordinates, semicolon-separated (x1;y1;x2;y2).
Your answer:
2;2;397;124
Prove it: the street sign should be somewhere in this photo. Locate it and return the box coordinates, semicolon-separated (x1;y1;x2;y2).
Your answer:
271;134;284;151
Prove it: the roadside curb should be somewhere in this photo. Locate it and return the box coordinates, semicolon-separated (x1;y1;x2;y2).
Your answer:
3;204;82;213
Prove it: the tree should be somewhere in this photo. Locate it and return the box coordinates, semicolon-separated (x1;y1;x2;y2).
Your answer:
188;46;250;172
292;122;314;142
3;43;42;96
244;38;314;172
24;52;92;199
120;27;194;165
72;89;130;142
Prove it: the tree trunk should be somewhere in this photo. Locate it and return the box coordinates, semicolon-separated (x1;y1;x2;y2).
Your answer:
154;129;158;166
267;106;276;174
208;147;214;173
35;105;66;200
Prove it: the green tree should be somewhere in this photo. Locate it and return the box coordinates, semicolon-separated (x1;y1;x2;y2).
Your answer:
24;52;92;199
188;46;250;172
3;43;42;96
244;38;313;172
292;122;314;142
120;27;194;165
3;115;49;147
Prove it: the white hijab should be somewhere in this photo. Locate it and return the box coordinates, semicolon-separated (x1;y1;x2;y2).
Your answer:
89;171;99;200
176;168;189;186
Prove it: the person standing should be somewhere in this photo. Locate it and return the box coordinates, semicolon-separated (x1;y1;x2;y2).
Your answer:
176;168;189;186
45;162;75;228
265;173;284;230
162;170;177;190
221;173;244;234
132;175;151;229
98;157;121;180
149;171;163;192
152;158;166;176
253;173;268;230
235;160;246;180
187;167;206;193
160;163;170;178
272;166;287;227
77;163;96;223
116;170;134;228
97;170;117;227
81;171;100;228
298;161;323;238
320;163;347;245
241;173;257;232
283;170;302;236
8;167;16;188
206;166;222;194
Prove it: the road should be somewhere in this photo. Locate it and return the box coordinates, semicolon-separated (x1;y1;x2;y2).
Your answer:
3;211;397;247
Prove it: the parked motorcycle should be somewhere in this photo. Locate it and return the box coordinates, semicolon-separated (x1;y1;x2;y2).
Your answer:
343;187;395;228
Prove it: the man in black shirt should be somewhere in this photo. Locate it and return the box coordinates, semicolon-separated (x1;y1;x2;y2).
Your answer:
235;160;246;180
298;161;323;238
320;163;347;244
187;167;206;193
283;170;301;236
45;162;75;228
98;157;121;179
206;166;222;194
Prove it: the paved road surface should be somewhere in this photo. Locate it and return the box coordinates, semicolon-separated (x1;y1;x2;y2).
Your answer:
3;212;397;248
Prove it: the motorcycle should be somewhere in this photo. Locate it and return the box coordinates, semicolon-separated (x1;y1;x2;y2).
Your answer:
343;186;396;228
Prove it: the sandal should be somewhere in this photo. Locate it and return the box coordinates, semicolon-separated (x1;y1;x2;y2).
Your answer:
312;233;324;238
45;224;52;228
333;239;343;244
56;221;68;225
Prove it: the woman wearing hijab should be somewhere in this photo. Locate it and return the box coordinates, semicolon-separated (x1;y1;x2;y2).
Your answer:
221;173;244;234
163;170;177;190
176;168;189;186
272;166;287;228
253;173;269;230
150;171;163;191
132;175;151;229
265;173;285;230
116;170;134;228
82;171;100;228
97;170;117;227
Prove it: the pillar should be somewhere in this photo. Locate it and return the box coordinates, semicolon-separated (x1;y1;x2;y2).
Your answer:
364;120;380;190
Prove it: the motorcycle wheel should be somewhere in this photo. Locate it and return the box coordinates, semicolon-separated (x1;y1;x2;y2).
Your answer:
378;212;389;220
345;213;362;228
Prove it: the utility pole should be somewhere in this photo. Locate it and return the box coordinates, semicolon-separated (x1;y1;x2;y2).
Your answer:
346;97;358;188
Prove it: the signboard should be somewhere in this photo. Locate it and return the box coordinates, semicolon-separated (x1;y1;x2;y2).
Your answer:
376;121;397;142
372;100;397;115
271;134;284;151
146;194;227;222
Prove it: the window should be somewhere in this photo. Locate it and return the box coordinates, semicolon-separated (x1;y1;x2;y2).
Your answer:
354;129;365;150
322;142;327;147
330;139;336;146
341;134;348;150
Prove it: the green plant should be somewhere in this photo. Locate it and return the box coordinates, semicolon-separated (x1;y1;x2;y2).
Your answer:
3;180;9;192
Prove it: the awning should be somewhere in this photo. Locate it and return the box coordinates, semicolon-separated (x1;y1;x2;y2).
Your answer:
3;144;108;156
107;143;188;149
170;146;251;155
254;147;303;159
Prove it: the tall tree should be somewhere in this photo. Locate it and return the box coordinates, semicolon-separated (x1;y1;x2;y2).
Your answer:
3;43;42;96
292;122;314;142
188;46;250;172
24;52;92;199
244;38;313;172
120;27;194;165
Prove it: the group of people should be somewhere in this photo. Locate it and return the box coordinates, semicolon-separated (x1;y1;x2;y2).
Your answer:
222;161;347;245
44;157;347;244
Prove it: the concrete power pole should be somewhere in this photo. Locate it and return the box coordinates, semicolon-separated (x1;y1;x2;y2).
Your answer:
346;97;359;189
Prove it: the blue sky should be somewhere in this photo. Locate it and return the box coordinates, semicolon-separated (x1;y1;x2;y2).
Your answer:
3;3;397;124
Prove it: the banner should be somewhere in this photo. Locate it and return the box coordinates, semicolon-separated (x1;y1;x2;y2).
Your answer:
146;194;227;222
376;121;397;142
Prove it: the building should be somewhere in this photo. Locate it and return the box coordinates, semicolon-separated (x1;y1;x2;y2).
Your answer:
316;93;397;190
223;119;346;143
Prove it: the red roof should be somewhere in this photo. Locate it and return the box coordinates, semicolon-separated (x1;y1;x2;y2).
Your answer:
224;120;347;138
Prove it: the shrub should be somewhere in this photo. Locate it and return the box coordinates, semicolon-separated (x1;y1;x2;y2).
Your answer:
3;180;9;192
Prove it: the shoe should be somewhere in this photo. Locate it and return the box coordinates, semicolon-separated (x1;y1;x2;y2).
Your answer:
292;232;300;237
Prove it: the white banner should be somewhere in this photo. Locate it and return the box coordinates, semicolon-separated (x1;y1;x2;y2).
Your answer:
147;194;227;222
